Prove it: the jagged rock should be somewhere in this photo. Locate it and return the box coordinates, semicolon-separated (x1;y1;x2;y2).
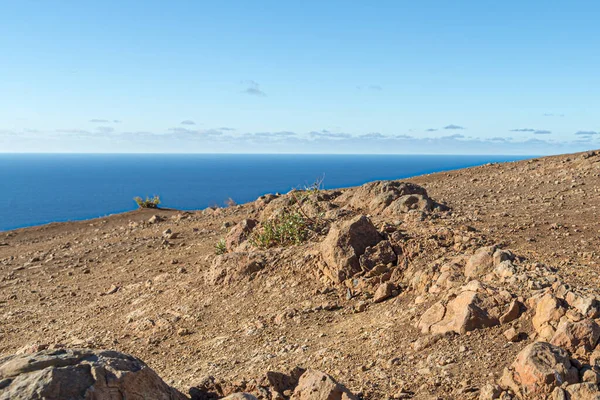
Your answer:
225;219;258;251
493;249;514;266
266;367;305;396
532;293;567;339
0;348;186;400
479;383;502;399
550;319;600;352
581;368;600;384
590;350;600;369
551;387;568;400
499;300;522;324
417;302;446;334
499;342;578;398
256;193;279;208
320;215;381;282
373;282;395;303
564;292;600;319
209;252;264;284
503;327;519;342
494;261;517;280
359;240;397;271
560;383;600;399
427;258;465;295
189;375;222;400
465;246;496;278
290;370;357;400
418;286;498;335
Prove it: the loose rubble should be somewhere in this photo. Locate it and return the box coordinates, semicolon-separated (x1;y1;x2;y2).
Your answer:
2;150;600;399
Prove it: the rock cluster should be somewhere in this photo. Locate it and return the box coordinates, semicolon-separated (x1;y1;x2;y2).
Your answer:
5;150;600;399
190;367;356;400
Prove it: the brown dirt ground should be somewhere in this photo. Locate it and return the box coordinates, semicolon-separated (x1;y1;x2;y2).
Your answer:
1;149;600;399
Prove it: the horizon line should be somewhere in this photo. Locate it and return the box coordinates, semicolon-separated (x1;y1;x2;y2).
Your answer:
0;151;542;156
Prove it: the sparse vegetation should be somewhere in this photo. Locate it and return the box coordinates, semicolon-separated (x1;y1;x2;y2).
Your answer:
215;238;227;255
304;175;325;194
250;210;309;248
225;197;237;207
134;195;161;209
251;176;329;249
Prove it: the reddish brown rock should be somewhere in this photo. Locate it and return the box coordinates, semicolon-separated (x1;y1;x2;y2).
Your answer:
465;246;496;278
532;293;567;338
373;282;395;303
503;327;520;342
417;302;446;334
499;299;522;324
500;342;578;398
359;240;397;271
435;290;498;334
320;215;381;282
562;383;600;399
550;319;600;352
564;291;600;319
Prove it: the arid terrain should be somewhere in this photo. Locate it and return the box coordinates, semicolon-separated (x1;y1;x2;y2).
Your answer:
2;150;600;399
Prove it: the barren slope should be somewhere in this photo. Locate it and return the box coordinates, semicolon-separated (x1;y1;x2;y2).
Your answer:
2;150;600;399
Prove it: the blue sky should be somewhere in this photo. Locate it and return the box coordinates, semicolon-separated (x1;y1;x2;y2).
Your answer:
1;1;599;154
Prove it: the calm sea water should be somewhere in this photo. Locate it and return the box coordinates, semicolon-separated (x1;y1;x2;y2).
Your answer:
0;154;530;231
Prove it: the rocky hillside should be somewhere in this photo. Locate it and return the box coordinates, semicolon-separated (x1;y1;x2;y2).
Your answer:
2;150;600;399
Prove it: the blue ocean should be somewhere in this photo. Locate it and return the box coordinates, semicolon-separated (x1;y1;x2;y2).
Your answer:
0;154;530;231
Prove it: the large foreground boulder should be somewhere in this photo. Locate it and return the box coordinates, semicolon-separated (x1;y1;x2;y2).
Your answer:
0;348;186;400
320;215;381;282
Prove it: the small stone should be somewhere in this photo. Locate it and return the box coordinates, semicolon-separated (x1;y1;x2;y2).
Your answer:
177;328;190;336
503;327;519;342
148;215;163;224
354;301;367;313
105;285;119;295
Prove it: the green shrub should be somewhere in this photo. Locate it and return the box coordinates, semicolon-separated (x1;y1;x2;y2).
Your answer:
250;210;311;248
134;195;161;209
250;176;329;249
215;238;227;255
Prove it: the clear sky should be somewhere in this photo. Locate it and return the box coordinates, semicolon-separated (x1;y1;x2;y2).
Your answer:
1;1;599;154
